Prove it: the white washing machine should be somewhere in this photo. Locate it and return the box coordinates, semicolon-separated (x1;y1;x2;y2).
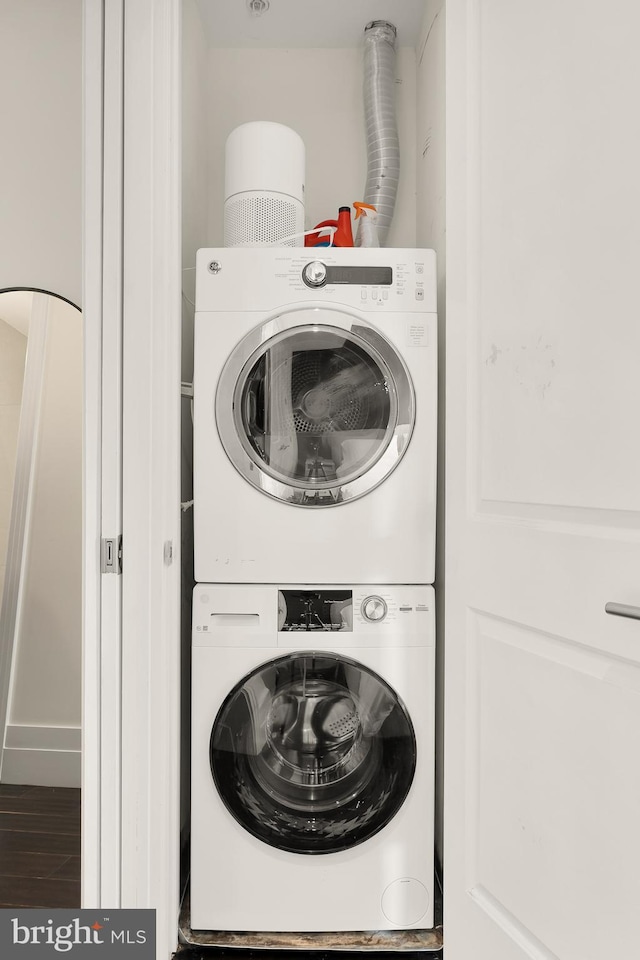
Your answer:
193;247;437;585
190;582;435;933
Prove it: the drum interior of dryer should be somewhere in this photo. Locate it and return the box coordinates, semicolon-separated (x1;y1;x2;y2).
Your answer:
210;647;416;854
238;326;393;486
216;315;415;506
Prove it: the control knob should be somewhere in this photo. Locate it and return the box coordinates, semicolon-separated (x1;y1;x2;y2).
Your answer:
302;260;327;288
361;596;388;622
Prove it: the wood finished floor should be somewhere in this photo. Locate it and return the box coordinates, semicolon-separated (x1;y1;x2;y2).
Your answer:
0;784;80;908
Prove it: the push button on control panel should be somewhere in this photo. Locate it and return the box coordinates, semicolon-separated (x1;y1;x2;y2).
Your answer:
361;596;388;622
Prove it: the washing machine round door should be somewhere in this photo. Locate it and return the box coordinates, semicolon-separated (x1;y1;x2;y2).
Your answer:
215;309;414;505
210;652;416;854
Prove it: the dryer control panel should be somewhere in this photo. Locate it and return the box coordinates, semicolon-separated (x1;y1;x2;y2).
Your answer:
301;260;393;289
195;246;437;314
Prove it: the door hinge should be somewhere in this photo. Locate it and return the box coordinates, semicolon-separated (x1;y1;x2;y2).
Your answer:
101;535;123;574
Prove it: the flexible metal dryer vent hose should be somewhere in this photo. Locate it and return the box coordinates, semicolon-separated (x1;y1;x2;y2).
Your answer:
361;20;399;246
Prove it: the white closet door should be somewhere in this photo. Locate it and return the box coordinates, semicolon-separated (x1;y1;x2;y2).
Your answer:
444;2;640;958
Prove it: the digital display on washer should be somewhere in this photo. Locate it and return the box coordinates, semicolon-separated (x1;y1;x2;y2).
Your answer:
327;265;392;286
278;590;353;631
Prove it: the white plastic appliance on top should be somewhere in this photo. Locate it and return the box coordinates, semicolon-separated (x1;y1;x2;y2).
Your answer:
224;121;305;247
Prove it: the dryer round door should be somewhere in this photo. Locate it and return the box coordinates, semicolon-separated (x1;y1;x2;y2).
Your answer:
215;309;415;506
210;652;416;854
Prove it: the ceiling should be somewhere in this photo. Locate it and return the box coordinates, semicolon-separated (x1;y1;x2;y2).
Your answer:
194;0;427;49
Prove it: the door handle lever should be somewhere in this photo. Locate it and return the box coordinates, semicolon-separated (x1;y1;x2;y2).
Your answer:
605;602;640;621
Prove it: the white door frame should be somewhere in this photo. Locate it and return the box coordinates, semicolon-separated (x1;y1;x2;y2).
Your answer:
83;0;129;908
83;4;182;958
120;4;181;956
82;0;107;909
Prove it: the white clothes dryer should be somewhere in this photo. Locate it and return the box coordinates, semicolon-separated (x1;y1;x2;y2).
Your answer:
193;247;437;585
190;582;436;933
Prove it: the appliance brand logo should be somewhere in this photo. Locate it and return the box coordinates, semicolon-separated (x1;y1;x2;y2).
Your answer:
0;910;155;957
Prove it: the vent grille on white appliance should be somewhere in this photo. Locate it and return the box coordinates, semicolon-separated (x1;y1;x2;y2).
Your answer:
224;191;303;247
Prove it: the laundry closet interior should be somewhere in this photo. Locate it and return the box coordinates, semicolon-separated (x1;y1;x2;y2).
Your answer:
178;0;444;949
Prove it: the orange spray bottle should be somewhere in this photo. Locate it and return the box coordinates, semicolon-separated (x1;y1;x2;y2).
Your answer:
353;202;379;247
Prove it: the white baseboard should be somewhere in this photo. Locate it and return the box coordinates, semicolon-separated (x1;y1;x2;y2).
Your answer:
2;724;81;787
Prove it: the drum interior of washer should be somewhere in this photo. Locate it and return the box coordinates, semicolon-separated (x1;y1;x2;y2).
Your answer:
209;651;417;854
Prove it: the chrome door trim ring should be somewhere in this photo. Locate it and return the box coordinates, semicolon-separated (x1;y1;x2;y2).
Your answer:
215;307;415;507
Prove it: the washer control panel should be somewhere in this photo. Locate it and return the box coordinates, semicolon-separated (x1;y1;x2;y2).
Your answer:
193;584;435;649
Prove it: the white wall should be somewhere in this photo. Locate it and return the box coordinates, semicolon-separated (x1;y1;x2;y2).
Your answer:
181;0;211;839
183;0;211;283
0;0;83;787
3;297;82;787
205;45;417;247
0;0;82;306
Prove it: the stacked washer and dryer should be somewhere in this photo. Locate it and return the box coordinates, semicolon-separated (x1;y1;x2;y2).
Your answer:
190;243;438;933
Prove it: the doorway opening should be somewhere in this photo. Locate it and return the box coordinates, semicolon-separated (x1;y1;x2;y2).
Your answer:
0;288;82;907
